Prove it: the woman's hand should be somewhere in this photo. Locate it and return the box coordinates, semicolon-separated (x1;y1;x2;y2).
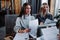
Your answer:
18;29;24;33
40;22;44;25
18;28;31;33
57;34;60;40
24;28;31;33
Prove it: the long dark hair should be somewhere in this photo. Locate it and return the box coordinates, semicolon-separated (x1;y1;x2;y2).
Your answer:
18;3;31;17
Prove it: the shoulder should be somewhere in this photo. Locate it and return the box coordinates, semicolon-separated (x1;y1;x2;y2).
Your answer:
46;13;52;17
17;17;20;20
16;17;21;21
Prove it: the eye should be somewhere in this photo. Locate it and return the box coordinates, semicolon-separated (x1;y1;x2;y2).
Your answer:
46;6;48;8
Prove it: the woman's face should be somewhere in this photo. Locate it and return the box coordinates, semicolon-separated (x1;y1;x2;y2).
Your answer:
41;7;46;14
25;5;31;14
43;5;49;13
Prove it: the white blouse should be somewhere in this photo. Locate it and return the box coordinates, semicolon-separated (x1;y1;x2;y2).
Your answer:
14;15;35;33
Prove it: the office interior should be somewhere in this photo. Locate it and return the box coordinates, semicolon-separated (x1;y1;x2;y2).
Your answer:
0;0;60;40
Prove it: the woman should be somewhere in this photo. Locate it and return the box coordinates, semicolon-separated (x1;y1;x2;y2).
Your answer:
36;4;53;25
13;3;35;40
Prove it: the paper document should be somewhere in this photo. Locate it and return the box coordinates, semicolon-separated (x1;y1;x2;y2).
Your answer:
29;19;38;38
41;27;58;40
13;33;29;40
44;18;53;24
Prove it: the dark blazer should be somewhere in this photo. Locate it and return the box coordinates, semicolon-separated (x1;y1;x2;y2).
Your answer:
36;13;53;24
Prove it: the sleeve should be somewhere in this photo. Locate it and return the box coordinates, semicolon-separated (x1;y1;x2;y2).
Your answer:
14;17;21;33
36;15;45;24
48;14;54;20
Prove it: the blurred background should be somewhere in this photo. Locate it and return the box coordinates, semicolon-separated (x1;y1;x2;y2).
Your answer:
0;0;60;15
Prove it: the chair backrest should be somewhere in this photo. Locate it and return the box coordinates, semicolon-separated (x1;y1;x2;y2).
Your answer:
5;15;17;34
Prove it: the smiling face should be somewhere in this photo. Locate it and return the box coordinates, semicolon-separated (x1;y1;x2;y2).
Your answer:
25;5;31;15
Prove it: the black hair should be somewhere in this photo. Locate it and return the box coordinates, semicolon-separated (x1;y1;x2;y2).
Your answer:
18;3;31;17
